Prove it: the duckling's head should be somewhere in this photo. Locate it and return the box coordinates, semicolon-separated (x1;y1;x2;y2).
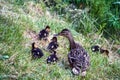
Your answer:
45;25;50;32
51;37;57;42
32;42;38;49
55;29;72;38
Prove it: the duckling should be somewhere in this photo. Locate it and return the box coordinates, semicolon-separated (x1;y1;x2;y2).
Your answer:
91;45;109;57
46;51;58;64
55;29;90;76
39;26;50;41
91;45;100;52
31;42;44;59
47;37;59;52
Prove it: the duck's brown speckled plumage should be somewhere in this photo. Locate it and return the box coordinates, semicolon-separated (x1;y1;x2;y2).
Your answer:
56;29;90;76
68;44;90;74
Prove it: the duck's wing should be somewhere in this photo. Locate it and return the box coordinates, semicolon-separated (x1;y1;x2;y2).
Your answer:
68;47;90;72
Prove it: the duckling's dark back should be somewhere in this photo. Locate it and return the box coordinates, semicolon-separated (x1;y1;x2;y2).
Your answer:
39;29;49;40
91;45;100;52
39;26;50;40
32;48;43;58
47;37;59;52
47;51;58;64
47;42;59;51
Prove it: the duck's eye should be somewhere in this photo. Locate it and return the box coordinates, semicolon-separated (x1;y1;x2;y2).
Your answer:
63;32;67;35
62;31;68;35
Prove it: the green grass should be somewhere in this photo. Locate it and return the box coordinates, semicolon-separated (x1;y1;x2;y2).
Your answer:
0;0;120;80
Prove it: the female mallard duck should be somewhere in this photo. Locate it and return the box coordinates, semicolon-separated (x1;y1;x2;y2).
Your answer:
31;42;44;59
39;26;50;41
55;29;90;76
91;45;109;57
47;37;59;52
46;51;58;64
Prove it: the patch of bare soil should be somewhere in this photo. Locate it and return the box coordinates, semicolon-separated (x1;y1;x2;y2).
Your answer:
108;45;120;63
23;29;53;49
23;29;41;48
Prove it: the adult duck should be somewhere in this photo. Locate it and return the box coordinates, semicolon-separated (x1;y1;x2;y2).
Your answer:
55;29;90;76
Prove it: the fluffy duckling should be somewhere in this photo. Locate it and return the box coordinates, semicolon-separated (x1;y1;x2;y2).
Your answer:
91;45;109;57
47;51;58;64
31;42;44;59
91;45;100;52
47;37;59;52
55;29;90;76
39;26;50;41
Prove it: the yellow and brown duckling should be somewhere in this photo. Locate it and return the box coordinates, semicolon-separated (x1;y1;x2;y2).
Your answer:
91;45;109;57
31;42;44;59
46;51;58;64
39;25;50;41
55;29;90;76
47;37;59;53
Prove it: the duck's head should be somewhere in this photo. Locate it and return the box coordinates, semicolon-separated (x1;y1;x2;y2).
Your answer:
55;29;72;38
